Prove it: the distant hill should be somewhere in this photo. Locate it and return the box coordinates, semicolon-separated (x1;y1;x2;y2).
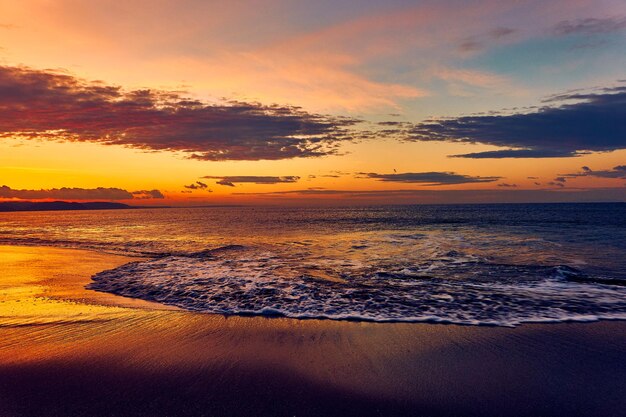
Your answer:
0;201;134;212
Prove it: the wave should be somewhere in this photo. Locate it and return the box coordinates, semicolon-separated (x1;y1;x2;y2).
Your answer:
88;246;626;327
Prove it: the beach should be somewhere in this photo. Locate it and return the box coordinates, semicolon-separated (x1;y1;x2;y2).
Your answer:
3;0;626;414
0;244;625;417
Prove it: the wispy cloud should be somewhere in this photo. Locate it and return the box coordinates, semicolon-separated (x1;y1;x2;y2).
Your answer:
0;65;361;161
309;170;351;179
552;16;626;36
203;175;300;187
457;26;517;53
356;171;501;185
0;185;164;200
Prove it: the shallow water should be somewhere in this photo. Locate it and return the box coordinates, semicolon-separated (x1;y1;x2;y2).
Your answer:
2;203;626;326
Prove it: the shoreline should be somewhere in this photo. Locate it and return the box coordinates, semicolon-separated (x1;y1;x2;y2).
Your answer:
1;244;625;416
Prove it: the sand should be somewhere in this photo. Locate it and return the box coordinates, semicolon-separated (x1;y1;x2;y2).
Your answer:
1;245;625;417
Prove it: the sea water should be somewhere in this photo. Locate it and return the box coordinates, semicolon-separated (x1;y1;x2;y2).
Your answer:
2;203;625;326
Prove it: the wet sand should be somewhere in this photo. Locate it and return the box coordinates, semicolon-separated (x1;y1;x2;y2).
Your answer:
1;245;625;417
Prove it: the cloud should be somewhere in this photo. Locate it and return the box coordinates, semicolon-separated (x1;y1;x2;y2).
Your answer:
451;149;581;159
559;165;626;180
184;181;209;190
0;185;163;200
408;85;626;158
434;67;510;91
490;27;516;39
131;189;165;199
0;65;361;161
307;171;349;179
547;182;565;188
552;17;626;36
497;183;518;188
458;39;483;52
203;175;301;187
457;26;516;53
356;171;500;186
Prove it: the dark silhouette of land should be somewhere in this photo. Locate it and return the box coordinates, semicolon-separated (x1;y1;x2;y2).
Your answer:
0;201;133;212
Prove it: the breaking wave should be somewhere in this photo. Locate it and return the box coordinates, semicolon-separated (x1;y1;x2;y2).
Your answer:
89;245;626;327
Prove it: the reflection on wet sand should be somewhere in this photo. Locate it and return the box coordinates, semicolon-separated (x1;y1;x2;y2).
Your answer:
1;245;625;417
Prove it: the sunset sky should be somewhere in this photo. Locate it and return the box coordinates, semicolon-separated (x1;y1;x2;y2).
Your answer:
1;0;625;205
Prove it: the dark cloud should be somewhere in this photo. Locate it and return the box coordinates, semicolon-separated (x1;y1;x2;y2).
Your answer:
552;17;626;36
356;172;500;186
307;171;349;179
451;149;581;159
184;181;209;190
547;182;565;188
0;185;163;200
0;65;360;161
377;121;408;126
321;171;350;177
497;183;518;188
203;176;301;187
409;85;626;158
559;165;626;180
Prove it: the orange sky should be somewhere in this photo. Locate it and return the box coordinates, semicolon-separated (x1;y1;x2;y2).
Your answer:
1;0;625;205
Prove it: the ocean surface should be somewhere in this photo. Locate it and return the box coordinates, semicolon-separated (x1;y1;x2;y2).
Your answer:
1;203;626;327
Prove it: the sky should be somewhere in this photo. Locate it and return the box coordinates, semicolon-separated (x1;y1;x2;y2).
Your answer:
0;0;625;205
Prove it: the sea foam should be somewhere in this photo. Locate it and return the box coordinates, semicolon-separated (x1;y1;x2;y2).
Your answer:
89;245;626;327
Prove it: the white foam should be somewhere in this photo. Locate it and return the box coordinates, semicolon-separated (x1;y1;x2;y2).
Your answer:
88;248;626;327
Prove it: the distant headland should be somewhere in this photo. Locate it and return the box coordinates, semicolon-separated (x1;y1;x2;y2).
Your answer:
0;201;134;212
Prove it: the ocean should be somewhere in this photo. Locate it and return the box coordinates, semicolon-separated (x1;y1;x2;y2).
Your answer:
2;203;625;327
